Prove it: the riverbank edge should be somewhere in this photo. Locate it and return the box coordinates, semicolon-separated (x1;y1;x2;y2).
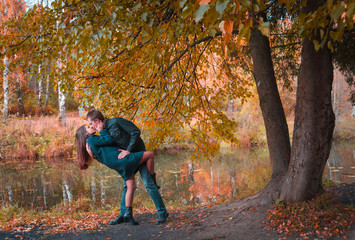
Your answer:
0;182;354;240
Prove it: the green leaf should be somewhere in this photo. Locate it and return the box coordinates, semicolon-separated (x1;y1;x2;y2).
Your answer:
179;0;187;8
240;0;251;8
313;40;320;52
207;28;217;37
182;5;193;19
346;2;355;18
132;3;142;11
330;5;345;20
327;40;334;52
216;0;230;15
195;4;209;22
147;17;154;27
141;12;148;21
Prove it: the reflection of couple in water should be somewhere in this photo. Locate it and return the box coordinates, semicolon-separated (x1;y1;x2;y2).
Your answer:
75;110;168;225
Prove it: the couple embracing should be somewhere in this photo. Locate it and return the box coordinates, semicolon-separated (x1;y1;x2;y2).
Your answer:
75;110;169;225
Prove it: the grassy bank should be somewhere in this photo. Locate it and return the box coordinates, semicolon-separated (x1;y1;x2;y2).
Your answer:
1;113;354;160
0;113;84;159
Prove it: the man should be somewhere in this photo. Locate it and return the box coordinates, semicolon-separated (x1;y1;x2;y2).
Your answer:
86;109;169;224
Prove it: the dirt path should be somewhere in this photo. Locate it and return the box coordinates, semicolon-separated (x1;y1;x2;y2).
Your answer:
1;183;354;240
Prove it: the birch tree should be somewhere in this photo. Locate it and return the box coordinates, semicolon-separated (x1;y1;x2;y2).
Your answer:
38;63;43;110
16;73;25;116
2;55;9;123
0;0;26;122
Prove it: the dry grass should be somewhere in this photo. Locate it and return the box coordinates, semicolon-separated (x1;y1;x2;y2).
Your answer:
0;114;84;159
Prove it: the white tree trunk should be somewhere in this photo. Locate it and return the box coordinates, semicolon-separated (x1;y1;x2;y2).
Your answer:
8;185;14;206
44;66;50;108
3;55;9;124
230;175;236;198
62;183;67;206
43;184;47;209
16;76;25;115
226;99;234;119
58;81;66;124
42;175;47;208
62;179;72;205
38;64;43;110
100;178;106;206
91;178;96;203
188;162;194;183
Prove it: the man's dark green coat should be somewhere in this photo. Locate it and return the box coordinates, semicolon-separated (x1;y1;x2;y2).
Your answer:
105;117;146;152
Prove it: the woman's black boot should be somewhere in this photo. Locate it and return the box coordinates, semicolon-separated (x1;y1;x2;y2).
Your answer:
151;173;160;189
124;207;139;225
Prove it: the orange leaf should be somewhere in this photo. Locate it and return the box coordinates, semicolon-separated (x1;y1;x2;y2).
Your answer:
224;21;234;35
199;0;210;5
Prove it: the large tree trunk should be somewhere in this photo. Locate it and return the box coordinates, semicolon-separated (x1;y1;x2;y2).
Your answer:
249;28;291;180
3;55;10;124
280;36;334;201
279;0;334;201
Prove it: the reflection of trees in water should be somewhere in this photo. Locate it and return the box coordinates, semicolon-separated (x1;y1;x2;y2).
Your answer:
62;177;73;206
0;159;126;209
188;162;194;183
41;175;47;209
3;143;352;210
91;178;96;204
326;141;355;184
8;185;13;206
20;187;25;208
229;168;237;198
100;177;106;206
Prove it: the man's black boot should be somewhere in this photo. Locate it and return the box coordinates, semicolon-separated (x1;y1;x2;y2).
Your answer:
109;213;124;225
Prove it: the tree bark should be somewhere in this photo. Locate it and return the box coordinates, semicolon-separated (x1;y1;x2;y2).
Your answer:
226;99;234;119
58;81;66;124
38;64;43;111
62;178;72;206
16;76;25;116
91;178;96;204
8;185;14;206
3;55;10;124
280;31;334;201
44;65;50;108
100;178;106;206
249;28;291;179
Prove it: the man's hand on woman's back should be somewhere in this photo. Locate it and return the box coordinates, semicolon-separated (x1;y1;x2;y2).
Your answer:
118;150;130;159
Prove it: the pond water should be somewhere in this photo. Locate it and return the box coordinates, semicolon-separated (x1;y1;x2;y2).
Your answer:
0;141;354;211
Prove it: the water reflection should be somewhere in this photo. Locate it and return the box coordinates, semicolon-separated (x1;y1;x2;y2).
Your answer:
0;141;354;210
324;141;355;184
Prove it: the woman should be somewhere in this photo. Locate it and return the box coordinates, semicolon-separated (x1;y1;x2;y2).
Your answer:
75;125;156;225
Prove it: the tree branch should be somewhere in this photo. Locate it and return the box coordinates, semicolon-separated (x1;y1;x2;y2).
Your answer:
271;41;301;49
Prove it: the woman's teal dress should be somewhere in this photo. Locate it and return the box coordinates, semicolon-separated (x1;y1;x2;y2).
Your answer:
87;129;144;182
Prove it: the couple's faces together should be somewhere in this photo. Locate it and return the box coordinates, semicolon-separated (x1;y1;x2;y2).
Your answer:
86;118;100;136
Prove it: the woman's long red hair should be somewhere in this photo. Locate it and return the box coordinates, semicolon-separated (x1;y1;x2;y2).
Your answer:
75;125;92;170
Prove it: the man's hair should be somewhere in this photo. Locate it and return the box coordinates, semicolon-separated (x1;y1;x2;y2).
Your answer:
86;109;105;122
